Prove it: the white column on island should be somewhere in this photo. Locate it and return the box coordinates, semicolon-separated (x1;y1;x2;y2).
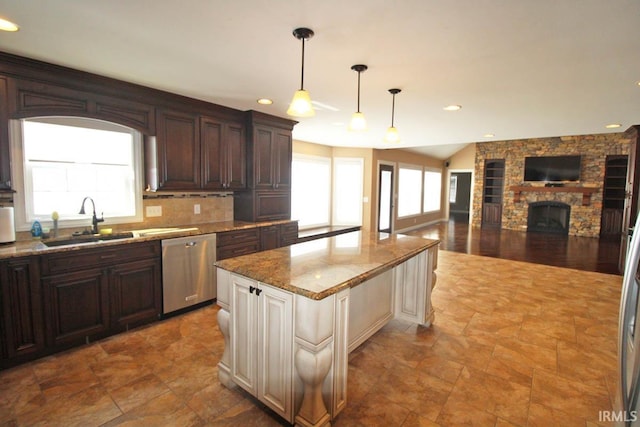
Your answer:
293;289;349;427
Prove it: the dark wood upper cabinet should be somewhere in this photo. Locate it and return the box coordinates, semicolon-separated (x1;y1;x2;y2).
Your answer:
9;78;155;134
201;116;246;190
154;111;247;192
155;108;200;190
235;111;296;222
0;76;10;190
252;124;292;190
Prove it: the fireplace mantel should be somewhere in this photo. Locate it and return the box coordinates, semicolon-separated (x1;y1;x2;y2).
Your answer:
509;185;599;206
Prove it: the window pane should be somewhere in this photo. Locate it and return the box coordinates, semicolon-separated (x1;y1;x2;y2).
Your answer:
449;175;458;203
424;170;442;212
21;117;140;224
292;155;331;228
333;158;363;226
398;167;422;217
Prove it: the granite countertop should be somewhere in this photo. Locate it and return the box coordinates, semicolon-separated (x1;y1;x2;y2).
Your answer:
216;231;440;300
0;219;296;260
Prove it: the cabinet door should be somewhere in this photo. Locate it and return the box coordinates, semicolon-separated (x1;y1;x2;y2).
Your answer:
231;274;258;394
257;284;293;420
274;130;292;189
254;126;275;188
225;121;247;189
255;190;291;222
201;116;225;189
394;251;427;324
201;117;247;190
43;268;110;347
0;77;11;190
110;258;161;330
0;257;45;361
156;109;200;190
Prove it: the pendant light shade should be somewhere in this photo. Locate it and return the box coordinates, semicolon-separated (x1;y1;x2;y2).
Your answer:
349;64;368;131
384;88;402;143
287;28;315;118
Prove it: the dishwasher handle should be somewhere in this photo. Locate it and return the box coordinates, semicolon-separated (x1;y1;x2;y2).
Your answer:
185;241;197;247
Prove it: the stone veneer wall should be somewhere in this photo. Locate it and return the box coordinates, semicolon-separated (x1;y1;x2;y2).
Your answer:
472;133;631;237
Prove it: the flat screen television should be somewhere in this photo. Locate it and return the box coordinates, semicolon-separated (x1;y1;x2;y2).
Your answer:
523;155;581;182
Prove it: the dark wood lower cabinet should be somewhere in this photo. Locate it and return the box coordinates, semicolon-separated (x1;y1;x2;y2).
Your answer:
279;222;299;246
260;225;280;251
43;268;111;347
40;241;162;351
0;257;45;364
217;221;299;261
110;258;162;331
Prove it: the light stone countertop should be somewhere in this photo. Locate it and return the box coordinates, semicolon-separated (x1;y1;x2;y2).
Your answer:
215;231;440;300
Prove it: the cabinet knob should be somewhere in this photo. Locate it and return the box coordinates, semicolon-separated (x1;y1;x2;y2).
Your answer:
255;288;262;296
249;285;255;294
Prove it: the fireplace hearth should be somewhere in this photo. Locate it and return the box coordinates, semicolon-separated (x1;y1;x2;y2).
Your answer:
527;201;571;234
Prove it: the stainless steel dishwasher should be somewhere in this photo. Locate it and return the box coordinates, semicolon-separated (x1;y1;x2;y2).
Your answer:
161;233;216;314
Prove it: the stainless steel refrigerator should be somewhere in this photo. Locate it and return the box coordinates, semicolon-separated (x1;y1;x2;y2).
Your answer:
619;218;640;426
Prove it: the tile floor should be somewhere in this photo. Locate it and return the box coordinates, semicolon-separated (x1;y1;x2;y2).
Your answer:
0;251;622;426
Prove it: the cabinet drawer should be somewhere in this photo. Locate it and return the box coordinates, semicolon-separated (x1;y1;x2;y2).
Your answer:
41;241;160;276
217;228;260;247
217;242;260;261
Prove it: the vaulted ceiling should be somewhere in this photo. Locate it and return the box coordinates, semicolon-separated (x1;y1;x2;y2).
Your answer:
0;0;638;159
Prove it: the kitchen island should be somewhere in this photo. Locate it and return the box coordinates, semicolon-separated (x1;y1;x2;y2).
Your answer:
215;231;439;426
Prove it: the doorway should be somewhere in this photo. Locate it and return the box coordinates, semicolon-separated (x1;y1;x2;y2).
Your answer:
378;164;394;233
449;171;472;223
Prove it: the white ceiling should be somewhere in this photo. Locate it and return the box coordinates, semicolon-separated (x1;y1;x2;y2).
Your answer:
0;0;638;160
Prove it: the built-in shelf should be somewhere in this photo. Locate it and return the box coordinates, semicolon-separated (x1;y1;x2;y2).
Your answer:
509;185;599;206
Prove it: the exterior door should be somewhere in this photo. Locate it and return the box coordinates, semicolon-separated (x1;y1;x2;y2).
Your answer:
449;172;472;221
378;164;394;233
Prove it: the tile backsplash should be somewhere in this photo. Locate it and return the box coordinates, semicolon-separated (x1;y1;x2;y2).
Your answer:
141;192;233;227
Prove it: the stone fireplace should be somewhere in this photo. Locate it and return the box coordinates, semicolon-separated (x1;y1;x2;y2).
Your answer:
471;133;631;237
527;201;570;234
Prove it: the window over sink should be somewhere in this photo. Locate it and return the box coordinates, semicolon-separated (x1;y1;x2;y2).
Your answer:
10;117;143;231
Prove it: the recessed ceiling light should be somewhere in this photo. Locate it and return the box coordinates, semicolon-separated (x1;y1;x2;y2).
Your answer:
483;133;495;138
0;17;18;32
605;123;621;129
257;98;273;105
443;105;462;111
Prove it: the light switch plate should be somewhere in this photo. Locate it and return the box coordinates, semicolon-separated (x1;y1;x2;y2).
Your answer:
146;206;162;217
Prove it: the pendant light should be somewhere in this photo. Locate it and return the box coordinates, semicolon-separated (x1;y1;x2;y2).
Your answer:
287;27;315;118
349;64;368;131
384;89;401;143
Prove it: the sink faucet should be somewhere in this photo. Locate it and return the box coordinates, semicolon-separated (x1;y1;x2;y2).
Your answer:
79;196;104;234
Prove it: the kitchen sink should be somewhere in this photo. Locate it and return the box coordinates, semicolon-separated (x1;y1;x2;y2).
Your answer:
43;232;134;247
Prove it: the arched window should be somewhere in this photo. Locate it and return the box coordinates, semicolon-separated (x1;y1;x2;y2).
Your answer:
11;117;143;231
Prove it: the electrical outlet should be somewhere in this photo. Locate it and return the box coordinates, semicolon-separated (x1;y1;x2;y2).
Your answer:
194;204;201;215
146;206;162;217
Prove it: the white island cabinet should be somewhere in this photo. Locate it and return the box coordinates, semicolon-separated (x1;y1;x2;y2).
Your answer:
216;231;439;426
